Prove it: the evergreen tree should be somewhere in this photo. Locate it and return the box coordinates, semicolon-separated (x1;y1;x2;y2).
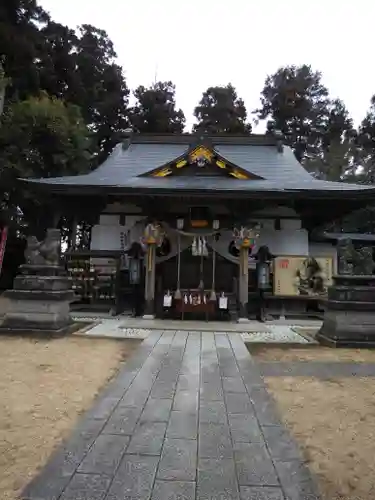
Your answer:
130;81;185;133
0;93;91;232
68;24;129;161
305;99;356;180
356;95;375;183
193;84;251;134
255;65;330;162
1;8;130;163
0;0;49;100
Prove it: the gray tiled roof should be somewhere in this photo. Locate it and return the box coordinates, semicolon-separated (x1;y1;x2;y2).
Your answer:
216;144;312;182
22;135;375;193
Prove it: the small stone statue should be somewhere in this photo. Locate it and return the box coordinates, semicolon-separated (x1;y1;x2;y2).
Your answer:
354;246;375;276
24;229;61;266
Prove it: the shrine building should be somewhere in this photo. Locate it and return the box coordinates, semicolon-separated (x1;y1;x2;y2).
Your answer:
22;132;375;321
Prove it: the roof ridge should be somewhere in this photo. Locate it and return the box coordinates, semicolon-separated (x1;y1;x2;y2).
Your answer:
127;133;279;147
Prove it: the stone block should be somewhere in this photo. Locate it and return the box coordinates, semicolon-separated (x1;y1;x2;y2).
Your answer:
228;414;263;443
59;473;111;500
106;454;159;500
127;421;167;455
77;434;129;475
199;400;228;424
197;457;240;500
318;275;375;347
225;392;254;414
140;398;172;422
234;442;279;487
166;411;198;440
1;263;74;334
198;423;233;459
151;480;195;500
222;377;247;393
157;438;197;481
200;382;224;401
240;486;285;500
102;406;142;436
173;391;199;413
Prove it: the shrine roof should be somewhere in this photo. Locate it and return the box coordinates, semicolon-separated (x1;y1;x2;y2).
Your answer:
21;133;375;197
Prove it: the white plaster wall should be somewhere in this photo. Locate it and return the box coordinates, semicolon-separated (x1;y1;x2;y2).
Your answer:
251;206;299;218
90;210;311;260
91;225;122;251
258;229;309;256
90;215;145;251
209;221;308;268
257;218;308;256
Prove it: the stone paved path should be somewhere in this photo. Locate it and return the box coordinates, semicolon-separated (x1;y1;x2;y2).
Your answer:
22;331;320;500
258;361;375;378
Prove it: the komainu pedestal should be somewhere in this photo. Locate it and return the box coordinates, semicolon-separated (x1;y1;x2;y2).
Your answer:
317;239;375;347
0;229;74;335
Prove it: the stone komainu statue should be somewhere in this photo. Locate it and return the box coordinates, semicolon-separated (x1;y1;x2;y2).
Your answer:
337;238;375;276
24;229;61;266
354;246;375;275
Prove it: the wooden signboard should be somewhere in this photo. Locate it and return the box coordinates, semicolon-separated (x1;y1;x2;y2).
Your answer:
274;256;333;297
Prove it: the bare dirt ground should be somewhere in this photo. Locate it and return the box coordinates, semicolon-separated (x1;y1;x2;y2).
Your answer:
0;335;140;500
266;375;375;500
251;345;375;363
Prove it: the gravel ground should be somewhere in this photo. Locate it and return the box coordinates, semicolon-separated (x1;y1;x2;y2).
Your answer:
0;335;140;500
266;376;375;500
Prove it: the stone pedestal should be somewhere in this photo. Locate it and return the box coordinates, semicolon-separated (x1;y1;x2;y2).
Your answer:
317;275;375;347
0;264;74;335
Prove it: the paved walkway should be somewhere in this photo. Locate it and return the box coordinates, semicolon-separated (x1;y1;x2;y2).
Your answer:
258;361;375;378
22;331;320;500
72;317;317;344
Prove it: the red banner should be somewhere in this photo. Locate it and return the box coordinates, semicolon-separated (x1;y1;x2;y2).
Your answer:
0;226;8;276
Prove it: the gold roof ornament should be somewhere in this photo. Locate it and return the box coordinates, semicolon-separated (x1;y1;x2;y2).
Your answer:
153;167;172;177
189;146;214;167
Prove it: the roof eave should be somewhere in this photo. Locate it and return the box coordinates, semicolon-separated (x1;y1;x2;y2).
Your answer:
19;179;375;200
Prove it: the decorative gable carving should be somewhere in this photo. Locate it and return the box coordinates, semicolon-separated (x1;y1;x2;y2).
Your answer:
144;145;264;180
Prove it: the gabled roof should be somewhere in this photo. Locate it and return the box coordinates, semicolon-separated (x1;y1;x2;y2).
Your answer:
21;133;375;198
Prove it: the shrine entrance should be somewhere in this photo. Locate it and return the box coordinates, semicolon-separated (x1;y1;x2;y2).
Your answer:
155;244;238;320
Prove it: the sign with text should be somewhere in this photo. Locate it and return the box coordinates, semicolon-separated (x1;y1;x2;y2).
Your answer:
274;256;333;297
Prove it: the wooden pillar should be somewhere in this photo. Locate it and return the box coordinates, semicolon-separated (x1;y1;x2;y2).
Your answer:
52;210;61;229
238;245;249;322
143;243;156;318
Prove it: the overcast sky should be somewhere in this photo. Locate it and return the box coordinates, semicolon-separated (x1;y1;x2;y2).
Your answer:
40;0;375;131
